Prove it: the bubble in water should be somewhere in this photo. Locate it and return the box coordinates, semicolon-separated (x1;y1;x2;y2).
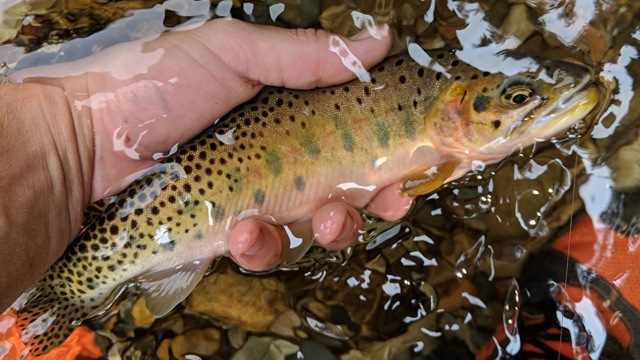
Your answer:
454;236;485;279
501;279;521;356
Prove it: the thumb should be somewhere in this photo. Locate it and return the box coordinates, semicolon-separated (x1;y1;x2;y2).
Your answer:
195;19;393;89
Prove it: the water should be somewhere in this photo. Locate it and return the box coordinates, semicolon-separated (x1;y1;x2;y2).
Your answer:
0;0;639;359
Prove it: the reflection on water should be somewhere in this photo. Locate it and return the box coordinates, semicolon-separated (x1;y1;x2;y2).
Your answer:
1;0;640;359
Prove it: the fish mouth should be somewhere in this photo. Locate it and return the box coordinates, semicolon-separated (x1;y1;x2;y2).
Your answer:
509;77;599;141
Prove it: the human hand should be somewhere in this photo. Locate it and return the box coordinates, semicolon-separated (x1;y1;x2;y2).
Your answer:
0;18;409;310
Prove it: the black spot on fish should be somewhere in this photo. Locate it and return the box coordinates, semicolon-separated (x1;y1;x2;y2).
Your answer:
418;68;424;77
109;225;119;236
436;53;445;59
151;206;159;215
435;72;442;81
492;120;502;129
473;95;492;113
399;75;406;84
395;58;404;66
471;74;478;80
294;176;306;192
451;60;460;67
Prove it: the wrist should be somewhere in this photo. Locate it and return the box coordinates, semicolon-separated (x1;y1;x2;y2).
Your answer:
0;82;93;309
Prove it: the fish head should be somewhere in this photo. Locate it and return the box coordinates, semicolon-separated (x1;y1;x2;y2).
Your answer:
428;55;599;160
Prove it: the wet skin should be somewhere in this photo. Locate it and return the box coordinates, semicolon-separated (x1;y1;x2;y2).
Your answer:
0;19;400;311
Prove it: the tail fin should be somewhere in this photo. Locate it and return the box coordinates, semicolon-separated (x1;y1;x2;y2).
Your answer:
14;284;88;356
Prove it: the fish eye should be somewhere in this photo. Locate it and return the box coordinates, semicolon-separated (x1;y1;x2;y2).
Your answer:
502;87;534;106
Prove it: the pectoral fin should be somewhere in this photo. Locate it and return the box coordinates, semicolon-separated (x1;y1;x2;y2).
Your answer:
400;159;461;196
137;259;211;317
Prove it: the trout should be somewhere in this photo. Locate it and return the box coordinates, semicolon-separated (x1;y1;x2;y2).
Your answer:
13;49;598;355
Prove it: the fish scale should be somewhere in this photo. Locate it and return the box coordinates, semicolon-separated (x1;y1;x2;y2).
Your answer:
12;49;599;355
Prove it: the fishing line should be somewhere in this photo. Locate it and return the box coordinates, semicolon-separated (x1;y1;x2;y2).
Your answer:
556;129;581;359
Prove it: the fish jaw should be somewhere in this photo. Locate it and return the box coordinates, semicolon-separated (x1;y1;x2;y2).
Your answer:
425;56;598;163
481;85;599;154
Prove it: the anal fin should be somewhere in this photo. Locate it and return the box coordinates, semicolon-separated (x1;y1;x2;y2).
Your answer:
400;159;461;196
137;259;211;317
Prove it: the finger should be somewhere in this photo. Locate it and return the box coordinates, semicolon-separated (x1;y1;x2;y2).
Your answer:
312;202;363;251
365;182;413;222
228;218;286;271
200;19;393;89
